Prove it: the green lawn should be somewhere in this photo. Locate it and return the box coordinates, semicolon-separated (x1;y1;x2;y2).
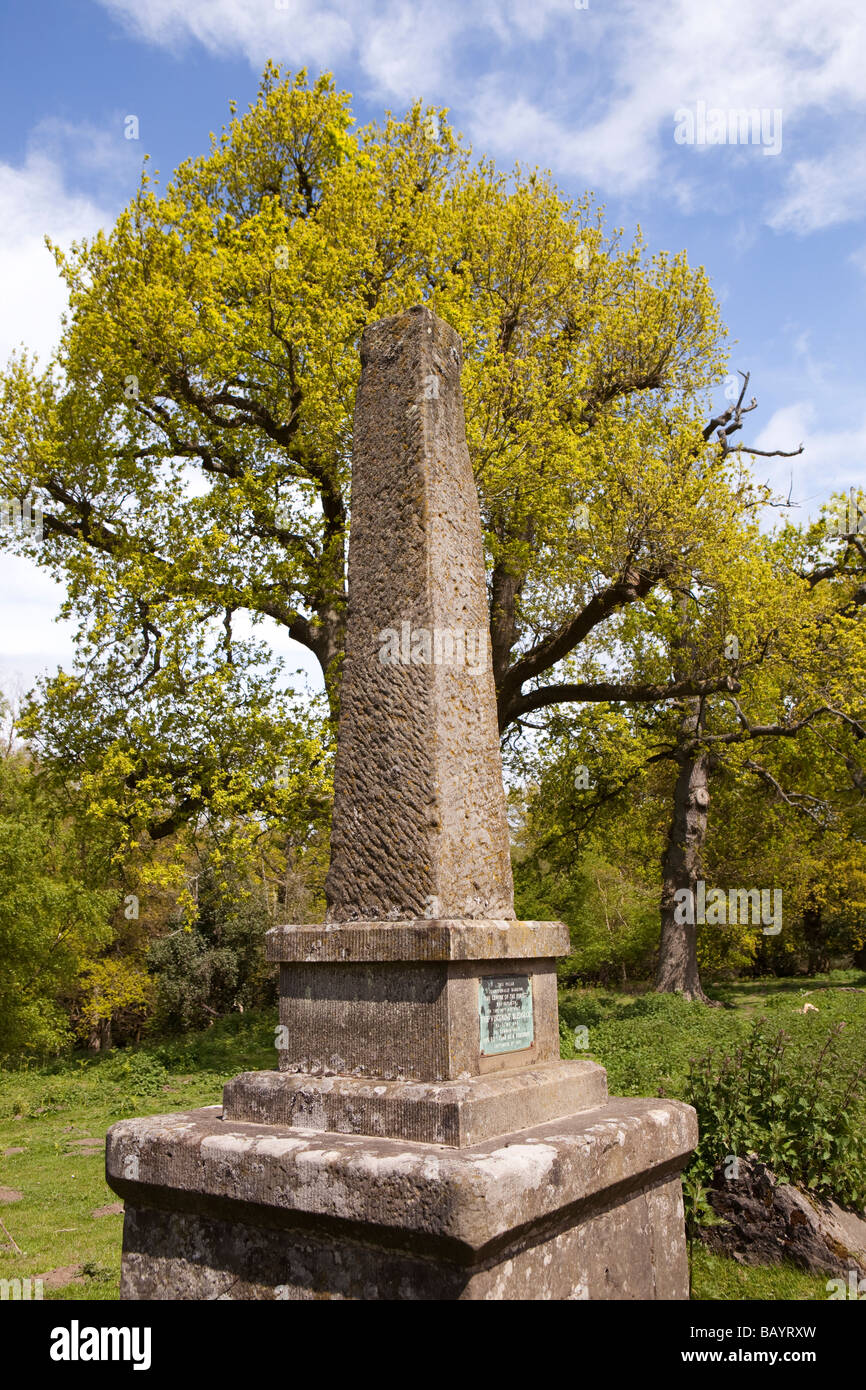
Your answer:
1;973;863;1301
690;1247;832;1300
558;968;866;1099
0;1014;277;1300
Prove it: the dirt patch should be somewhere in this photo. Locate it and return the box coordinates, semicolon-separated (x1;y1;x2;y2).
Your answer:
33;1265;86;1289
0;1187;23;1203
63;1139;104;1156
91;1202;124;1218
3;1147;25;1157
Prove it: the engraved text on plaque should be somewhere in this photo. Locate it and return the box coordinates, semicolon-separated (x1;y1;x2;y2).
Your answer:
479;975;534;1056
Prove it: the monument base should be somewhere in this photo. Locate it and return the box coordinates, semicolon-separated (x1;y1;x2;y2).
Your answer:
106;1097;696;1300
222;1059;608;1146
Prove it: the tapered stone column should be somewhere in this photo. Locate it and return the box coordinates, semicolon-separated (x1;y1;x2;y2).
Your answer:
324;306;513;924
106;307;696;1300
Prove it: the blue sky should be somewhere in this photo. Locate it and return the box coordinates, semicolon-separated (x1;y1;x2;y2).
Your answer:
1;0;865;693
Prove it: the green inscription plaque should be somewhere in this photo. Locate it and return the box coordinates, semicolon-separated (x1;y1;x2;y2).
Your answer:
479;975;534;1056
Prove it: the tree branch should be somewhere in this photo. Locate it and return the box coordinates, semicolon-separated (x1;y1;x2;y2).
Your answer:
743;759;830;826
502;673;741;728
497;562;671;727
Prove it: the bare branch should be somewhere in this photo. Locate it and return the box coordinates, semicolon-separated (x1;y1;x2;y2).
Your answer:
743;759;830;826
734;444;804;459
701;368;802;461
697;706;830;747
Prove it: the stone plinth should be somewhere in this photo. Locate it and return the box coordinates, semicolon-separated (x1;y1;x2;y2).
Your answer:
229;916;603;1146
266;919;569;961
267;919;568;1084
107;1099;696;1300
223;1061;608;1147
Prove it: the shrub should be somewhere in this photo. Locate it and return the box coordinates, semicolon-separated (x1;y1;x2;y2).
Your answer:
685;1018;866;1207
111;1051;170;1096
559;989;744;1095
147;931;240;1033
559;984;866;1209
146;864;277;1033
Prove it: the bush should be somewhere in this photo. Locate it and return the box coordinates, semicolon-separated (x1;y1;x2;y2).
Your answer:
559;984;866;1209
685;1018;866;1207
147;931;240;1033
559;989;744;1095
105;1050;169;1096
146;864;277;1032
0;754;117;1057
516;851;659;987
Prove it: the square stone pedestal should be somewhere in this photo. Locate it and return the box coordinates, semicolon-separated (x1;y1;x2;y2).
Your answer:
268;919;571;1082
106;1097;696;1300
107;919;697;1299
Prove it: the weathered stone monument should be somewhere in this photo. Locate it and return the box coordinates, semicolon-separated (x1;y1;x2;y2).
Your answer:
106;305;696;1299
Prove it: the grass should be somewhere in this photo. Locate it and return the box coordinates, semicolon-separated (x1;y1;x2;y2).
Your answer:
0;1011;277;1300
558;968;866;1099
711;967;866;1015
1;973;863;1301
690;1246;832;1301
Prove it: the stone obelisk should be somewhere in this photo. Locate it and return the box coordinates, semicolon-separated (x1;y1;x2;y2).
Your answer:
324;305;514;925
106;307;696;1299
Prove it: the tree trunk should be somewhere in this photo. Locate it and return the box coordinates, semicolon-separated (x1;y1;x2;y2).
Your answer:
802;892;828;975
87;1017;112;1051
307;601;346;720
490;559;523;694
655;700;714;1002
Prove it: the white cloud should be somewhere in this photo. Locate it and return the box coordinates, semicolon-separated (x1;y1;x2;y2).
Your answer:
769;144;866;234
93;0;866;224
0;149;110;368
96;0;481;103
0;136;116;685
470;0;866;211
355;1;470;100
97;0;355;75
30;116;145;184
752;402;866;519
96;0;586;104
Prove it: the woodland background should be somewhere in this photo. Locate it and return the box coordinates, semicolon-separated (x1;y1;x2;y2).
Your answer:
0;68;863;1061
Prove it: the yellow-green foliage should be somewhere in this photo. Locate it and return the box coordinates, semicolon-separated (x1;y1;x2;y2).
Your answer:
0;755;118;1055
0;65;738;851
